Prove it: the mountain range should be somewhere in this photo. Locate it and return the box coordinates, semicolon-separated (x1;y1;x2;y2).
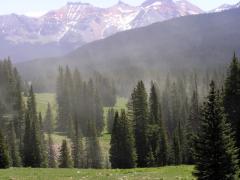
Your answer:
0;0;203;62
17;7;240;93
212;2;240;12
1;0;240;63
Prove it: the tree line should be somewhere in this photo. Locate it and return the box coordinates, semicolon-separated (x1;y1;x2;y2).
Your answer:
109;53;240;179
56;66;116;137
1;53;240;180
0;61;105;168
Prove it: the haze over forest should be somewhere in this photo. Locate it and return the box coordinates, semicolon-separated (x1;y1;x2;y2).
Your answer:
0;0;240;179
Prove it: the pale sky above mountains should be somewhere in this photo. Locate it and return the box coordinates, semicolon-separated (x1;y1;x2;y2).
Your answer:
1;0;239;17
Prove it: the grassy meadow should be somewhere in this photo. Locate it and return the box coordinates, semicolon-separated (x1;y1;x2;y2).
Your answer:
0;165;195;180
36;94;127;160
7;94;196;180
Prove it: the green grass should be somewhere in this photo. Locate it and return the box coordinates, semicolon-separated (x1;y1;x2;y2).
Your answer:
34;94;126;153
35;93;57;117
10;95;195;179
0;166;195;180
113;97;128;111
100;133;111;157
34;93;127;123
34;93;118;157
103;97;128;133
46;132;110;159
49;132;69;145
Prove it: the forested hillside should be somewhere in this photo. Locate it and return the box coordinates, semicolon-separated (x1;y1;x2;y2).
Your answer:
1;2;240;179
17;8;240;93
1;53;240;180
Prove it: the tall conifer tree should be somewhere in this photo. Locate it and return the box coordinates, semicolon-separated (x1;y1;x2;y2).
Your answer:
186;89;200;164
59;140;73;168
85;120;103;169
39;113;48;167
23;86;44;167
23;112;32;167
107;108;115;134
48;134;56;168
0;129;9;168
149;82;168;166
72;119;84;168
224;53;240;156
172;130;181;165
194;81;239;179
8;122;21;167
94;91;104;135
110;111;136;169
56;67;65;131
148;83;161;165
13;70;25;142
44;103;54;134
132;81;153;167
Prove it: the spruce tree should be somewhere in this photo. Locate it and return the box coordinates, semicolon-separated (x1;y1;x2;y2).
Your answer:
149;82;168;166
31;116;43;167
56;66;73;134
169;82;179;135
0;129;9;168
8;122;21;167
109;112;120;168
55;66;105;137
110;111;136;169
72;69;83;137
127;98;134;125
148;83;161;165
85;120;103;169
172;130;181;165
64;66;74;136
119;110;136;168
224;53;240;156
48;134;57;168
23;86;44;167
72;119;84;168
132;81;153;167
56;67;65;131
158;125;169;166
44;103;54;134
23;112;32;167
188;89;200;132
107;108;115;134
13;73;25;144
161;75;172;136
14;79;25;163
194;81;239;180
39;113;48;168
58;140;73;168
186;89;200;164
94;91;104;135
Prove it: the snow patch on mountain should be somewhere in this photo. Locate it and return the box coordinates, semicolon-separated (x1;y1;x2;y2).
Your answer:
211;1;240;12
145;2;163;9
0;0;203;46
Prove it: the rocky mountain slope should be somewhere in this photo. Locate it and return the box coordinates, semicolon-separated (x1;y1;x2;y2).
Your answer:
17;8;240;92
0;0;203;62
211;1;240;12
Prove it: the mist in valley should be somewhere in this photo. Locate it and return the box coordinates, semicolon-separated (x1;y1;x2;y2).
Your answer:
0;0;240;179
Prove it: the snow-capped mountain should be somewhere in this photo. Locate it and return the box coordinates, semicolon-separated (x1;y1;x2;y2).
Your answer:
131;0;202;28
211;1;240;12
0;0;202;45
0;0;203;61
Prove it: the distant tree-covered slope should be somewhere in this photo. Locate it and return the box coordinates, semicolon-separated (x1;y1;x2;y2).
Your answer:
17;8;240;92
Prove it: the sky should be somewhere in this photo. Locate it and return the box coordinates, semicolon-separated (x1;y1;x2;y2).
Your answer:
1;0;239;17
